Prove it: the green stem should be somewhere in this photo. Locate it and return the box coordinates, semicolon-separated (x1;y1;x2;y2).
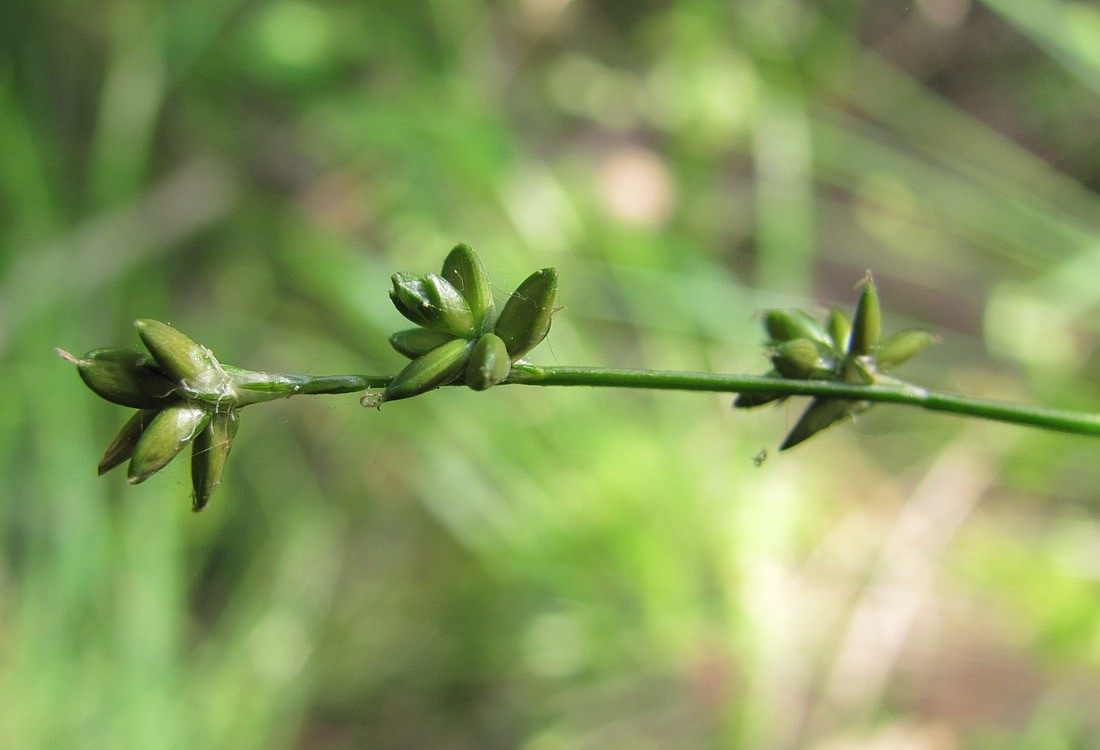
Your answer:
289;374;385;395
293;364;1100;439
219;371;388;406
505;364;1100;438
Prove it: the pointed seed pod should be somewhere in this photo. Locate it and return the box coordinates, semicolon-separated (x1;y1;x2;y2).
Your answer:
848;273;881;357
827;308;851;355
389;273;475;337
876;329;939;372
191;410;240;512
763;309;832;349
465;332;511;391
388;273;435;329
418;273;474;337
770;339;836;380
135;319;235;403
98;409;161;475
779;398;856;451
59;348;177;408
441;243;496;332
382;337;473;403
389;328;459;360
495;268;558;360
136;320;218;383
128;403;211;484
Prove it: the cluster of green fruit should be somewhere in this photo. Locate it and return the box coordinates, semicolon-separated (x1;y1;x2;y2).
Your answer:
59;249;941;509
736;273;937;449
57;321;260;511
58;244;561;510
368;243;558;406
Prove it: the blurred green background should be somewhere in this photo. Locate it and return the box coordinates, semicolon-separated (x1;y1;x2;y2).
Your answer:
3;0;1100;747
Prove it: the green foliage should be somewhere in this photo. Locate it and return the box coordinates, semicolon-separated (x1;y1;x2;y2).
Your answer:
6;1;1100;748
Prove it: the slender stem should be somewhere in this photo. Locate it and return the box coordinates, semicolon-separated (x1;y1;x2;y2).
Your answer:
289;374;387;394
505;364;1100;438
295;364;1100;439
223;371;389;405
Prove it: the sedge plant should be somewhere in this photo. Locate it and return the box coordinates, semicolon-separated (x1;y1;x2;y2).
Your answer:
59;244;1100;511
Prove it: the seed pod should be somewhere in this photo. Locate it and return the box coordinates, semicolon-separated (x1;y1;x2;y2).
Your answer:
770;339;836;380
389;272;475;338
128;403;211;484
383;337;473;403
763;309;832;349
441;243;496;332
191;410;240;512
827;308;851;355
59;347;176;408
465;333;511;391
876;329;938;371
136;319;222;385
98;409;161;475
388;273;434;328
848;273;881;357
389;328;458;360
779;397;856;451
495;268;558;360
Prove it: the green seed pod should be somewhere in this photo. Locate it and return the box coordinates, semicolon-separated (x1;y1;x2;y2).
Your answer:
876;329;938;372
389;272;475;338
770;339;836;380
59;347;176;408
389;328;458;360
388;273;434;329
848;273;881;357
441;243;496;333
191;410;240;512
98;409;160;476
465;332;511;391
495;268;558;360
383;337;473;403
136;320;218;383
779;397;856;451
763;309;832;349
128;403;211;485
827;308;851;355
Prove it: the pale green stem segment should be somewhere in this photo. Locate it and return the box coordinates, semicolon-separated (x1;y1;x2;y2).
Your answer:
268;366;1100;439
505;364;1100;439
213;371;389;402
237;373;383;396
